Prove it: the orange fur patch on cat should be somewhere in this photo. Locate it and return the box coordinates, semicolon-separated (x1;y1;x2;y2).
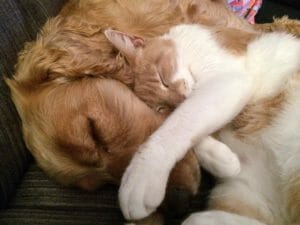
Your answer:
231;93;285;138
212;27;259;55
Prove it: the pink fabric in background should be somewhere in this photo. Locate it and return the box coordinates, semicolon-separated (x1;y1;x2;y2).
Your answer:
227;0;263;24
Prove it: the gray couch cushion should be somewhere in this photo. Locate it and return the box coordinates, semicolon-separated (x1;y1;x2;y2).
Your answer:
0;164;211;225
0;0;67;77
0;164;124;225
0;0;66;209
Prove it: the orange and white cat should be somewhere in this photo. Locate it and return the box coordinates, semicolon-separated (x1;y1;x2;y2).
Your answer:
105;24;300;225
104;29;243;179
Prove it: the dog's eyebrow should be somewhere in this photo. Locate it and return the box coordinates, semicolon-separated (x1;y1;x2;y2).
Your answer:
87;117;109;153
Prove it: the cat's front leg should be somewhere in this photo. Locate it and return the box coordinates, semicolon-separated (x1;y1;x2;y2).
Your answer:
119;73;254;220
194;136;241;178
119;138;175;220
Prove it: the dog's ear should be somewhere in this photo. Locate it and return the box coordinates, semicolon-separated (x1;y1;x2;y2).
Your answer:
104;29;145;64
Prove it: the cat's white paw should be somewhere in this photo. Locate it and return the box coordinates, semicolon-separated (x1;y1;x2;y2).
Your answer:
195;141;241;178
119;145;170;220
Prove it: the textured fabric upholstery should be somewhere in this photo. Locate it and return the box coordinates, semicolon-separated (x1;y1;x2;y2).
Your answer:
0;164;124;225
0;0;66;209
0;164;211;225
0;0;67;76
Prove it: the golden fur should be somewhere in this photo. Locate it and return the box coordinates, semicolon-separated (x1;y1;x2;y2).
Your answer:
255;16;300;37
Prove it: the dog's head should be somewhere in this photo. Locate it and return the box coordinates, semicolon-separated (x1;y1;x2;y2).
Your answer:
7;71;166;190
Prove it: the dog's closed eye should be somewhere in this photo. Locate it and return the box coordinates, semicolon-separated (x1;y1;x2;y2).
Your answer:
87;117;109;153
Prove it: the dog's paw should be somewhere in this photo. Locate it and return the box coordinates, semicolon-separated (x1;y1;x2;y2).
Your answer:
119;145;170;220
195;141;241;178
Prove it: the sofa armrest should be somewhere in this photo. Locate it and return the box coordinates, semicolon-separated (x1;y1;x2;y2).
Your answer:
0;0;67;209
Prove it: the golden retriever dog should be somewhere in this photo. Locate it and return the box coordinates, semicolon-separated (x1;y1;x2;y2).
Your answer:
5;0;300;223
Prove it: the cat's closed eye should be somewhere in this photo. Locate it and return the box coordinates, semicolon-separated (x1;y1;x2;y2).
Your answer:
157;70;169;88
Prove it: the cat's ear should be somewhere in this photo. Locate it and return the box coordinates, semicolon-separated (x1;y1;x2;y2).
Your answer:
104;29;145;64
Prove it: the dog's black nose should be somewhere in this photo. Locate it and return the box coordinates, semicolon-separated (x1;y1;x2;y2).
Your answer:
162;186;191;218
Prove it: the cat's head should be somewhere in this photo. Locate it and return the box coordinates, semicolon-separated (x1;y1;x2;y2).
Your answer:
104;29;193;114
